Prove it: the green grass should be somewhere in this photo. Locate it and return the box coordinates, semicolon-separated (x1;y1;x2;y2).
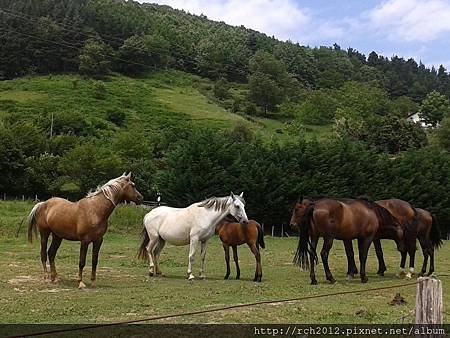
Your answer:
0;71;331;141
0;201;448;324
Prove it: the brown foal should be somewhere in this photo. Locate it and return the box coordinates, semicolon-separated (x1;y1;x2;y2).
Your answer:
216;219;265;282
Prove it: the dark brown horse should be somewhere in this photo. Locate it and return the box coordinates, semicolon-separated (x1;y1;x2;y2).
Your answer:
344;200;442;278
27;173;143;288
290;197;404;284
216;218;265;282
344;198;417;278
358;205;442;278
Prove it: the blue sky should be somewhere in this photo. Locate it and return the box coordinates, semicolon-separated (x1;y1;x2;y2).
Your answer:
142;0;450;70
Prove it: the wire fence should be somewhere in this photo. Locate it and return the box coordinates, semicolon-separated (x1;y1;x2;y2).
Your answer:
5;280;422;338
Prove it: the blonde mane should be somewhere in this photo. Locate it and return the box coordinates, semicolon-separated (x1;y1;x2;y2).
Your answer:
86;177;124;206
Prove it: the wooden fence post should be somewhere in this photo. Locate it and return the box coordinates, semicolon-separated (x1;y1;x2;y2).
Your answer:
415;277;443;324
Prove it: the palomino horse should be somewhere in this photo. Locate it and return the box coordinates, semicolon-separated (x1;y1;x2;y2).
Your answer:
290;198;403;284
138;192;248;280
216;218;265;282
28;173;143;288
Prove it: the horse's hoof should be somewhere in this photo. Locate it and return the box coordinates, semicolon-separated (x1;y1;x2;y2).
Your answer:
91;281;96;289
346;274;354;280
405;273;412;279
188;274;195;281
257;276;262;282
156;271;164;277
361;278;368;284
199;275;206;280
236;275;240;280
224;275;230;280
311;280;318;285
377;271;385;277
328;278;336;284
51;277;59;284
78;281;86;289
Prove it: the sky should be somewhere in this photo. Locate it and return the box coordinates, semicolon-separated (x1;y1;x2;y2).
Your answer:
140;0;450;70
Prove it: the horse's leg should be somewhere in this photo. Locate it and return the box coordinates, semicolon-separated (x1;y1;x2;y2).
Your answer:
47;234;62;283
427;244;435;276
77;241;89;289
187;237;198;280
310;237;318;285
373;239;387;276
249;243;262;282
39;230;50;280
146;236;158;277
155;239;166;275
321;237;335;284
232;246;240;280
199;241;208;279
418;237;429;276
399;250;407;277
223;243;231;279
406;245;416;279
343;240;358;279
358;237;372;283
90;237;103;288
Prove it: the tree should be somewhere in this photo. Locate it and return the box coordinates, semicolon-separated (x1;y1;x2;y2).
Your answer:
365;115;427;153
437;117;450;151
118;34;170;74
248;72;283;115
419;91;450;127
79;39;113;77
248;51;290;114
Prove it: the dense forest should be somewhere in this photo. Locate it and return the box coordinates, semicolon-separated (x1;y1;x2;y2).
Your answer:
0;0;449;231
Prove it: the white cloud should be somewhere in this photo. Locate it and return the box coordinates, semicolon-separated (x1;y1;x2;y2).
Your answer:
367;0;450;42
143;0;311;42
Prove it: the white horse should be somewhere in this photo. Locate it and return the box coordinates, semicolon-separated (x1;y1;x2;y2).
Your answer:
138;192;248;280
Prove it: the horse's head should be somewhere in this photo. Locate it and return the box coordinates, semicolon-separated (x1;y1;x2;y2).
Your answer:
120;172;143;205
228;192;248;225
290;198;312;231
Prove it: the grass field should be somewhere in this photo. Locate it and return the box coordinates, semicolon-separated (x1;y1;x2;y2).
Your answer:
0;201;448;324
0;71;331;141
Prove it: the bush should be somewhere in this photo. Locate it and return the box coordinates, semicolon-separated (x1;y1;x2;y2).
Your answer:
106;109;126;126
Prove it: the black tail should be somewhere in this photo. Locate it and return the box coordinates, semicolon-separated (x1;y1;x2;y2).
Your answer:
256;223;265;249
137;227;150;260
293;204;317;269
430;214;443;250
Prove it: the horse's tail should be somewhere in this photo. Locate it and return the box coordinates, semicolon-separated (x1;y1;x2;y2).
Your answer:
27;202;44;243
430;213;443;250
293;204;316;269
256;222;265;249
138;227;150;260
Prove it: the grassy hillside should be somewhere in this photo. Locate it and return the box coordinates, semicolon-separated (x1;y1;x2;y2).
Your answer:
0;201;448;325
0;70;331;140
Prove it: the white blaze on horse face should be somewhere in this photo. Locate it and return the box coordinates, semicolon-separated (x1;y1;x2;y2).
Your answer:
229;196;248;224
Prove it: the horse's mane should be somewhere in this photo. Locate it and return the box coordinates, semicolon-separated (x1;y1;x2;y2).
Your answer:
86;177;124;203
198;195;245;211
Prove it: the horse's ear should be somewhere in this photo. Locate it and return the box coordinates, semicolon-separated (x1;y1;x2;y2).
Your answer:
127;172;132;178
239;192;244;198
230;191;236;200
122;172;126;177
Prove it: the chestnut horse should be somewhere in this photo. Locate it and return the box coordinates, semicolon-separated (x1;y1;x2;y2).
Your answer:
27;173;143;288
290;197;403;284
216;218;265;282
